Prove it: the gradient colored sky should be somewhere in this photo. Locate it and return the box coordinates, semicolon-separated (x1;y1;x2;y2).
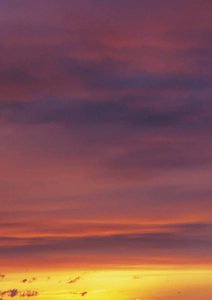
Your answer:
0;1;212;299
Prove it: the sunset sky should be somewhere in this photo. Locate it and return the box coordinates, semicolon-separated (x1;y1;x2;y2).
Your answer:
0;0;212;299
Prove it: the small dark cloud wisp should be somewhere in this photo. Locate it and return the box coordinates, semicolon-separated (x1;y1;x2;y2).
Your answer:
68;276;81;284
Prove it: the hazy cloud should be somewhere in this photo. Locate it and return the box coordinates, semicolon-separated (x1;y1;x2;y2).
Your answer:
70;291;88;297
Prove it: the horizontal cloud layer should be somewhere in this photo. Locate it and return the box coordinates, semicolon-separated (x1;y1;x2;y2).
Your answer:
0;0;211;270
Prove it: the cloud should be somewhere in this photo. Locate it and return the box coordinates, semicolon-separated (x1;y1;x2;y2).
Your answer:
1;95;212;180
21;278;36;284
68;276;81;284
1;90;211;130
28;278;36;283
0;0;212;271
0;289;18;298
9;290;18;298
70;291;87;297
19;291;38;297
133;276;142;280
0;225;211;266
0;0;211;101
0;290;38;298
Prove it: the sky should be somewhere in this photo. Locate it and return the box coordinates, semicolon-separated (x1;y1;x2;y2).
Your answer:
0;0;212;299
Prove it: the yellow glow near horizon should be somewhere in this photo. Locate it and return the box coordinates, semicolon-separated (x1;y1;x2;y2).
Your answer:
1;268;212;300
